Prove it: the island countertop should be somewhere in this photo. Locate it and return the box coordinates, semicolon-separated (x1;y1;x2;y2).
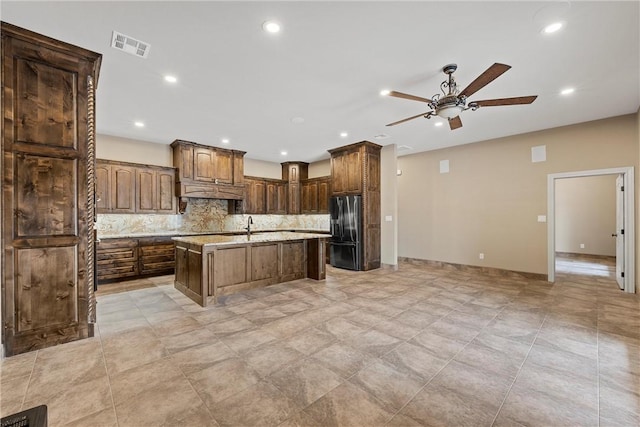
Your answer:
172;231;329;247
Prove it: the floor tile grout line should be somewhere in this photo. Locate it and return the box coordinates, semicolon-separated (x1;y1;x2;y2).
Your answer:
489;311;549;427
383;301;507;425
18;349;39;412
97;325;121;427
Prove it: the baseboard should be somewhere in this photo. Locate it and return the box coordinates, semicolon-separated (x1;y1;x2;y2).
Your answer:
555;252;615;261
381;263;399;271
397;257;548;281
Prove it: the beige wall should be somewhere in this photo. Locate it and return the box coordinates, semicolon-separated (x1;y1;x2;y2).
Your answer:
244;158;282;179
309;159;331;178
381;145;398;267
556;175;616;256
397;114;639;275
97;134;172;166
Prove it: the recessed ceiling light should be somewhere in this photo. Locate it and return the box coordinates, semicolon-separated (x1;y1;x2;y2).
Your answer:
164;75;177;83
380;89;391;96
221;138;230;144
134;121;145;127
560;87;575;95
280;151;288;156
263;21;281;33
340;132;348;138
434;122;444;127
291;117;305;124
543;22;563;34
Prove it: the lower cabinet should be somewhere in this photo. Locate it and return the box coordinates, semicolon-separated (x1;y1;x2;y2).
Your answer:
97;236;176;284
96;239;139;282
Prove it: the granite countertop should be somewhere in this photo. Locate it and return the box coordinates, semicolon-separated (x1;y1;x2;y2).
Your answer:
172;231;330;247
97;229;330;239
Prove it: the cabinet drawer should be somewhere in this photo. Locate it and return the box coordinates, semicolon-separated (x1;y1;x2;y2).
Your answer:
139;245;174;257
96;247;137;262
97;267;139;281
140;261;175;274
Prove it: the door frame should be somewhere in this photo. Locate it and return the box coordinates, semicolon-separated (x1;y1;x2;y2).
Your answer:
547;167;635;293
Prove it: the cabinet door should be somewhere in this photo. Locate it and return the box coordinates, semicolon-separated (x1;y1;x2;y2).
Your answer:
136;168;157;213
253;180;266;214
287;183;301;214
176;145;194;180
331;154;346;194
111;165;136;213
346;150;362;193
157;168;176;213
245;179;266;214
318;179;330;213
96;162;111;213
265;182;279;214
215;150;233;184
194;147;215;182
276;183;287;214
309;181;319;213
301;182;311;214
175;245;188;289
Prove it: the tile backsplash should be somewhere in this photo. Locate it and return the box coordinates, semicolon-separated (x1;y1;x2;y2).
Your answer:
96;198;330;237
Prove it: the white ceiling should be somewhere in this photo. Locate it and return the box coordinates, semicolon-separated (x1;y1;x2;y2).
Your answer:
2;1;639;163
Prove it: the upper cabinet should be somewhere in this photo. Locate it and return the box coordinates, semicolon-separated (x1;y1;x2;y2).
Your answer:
96;160;176;214
329;148;362;194
171;140;245;210
281;162;309;215
301;176;331;214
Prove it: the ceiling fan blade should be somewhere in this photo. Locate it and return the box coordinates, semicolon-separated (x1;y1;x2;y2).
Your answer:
387;91;432;103
459;63;511;98
386;112;431;127
472;96;538;107
448;116;463;130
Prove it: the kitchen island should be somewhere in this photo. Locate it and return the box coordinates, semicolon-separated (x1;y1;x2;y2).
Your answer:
172;232;329;306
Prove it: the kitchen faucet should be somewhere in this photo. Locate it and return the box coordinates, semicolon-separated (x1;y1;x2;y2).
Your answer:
245;216;253;236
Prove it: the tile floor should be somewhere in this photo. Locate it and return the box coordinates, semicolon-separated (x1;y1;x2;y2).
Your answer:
1;256;639;426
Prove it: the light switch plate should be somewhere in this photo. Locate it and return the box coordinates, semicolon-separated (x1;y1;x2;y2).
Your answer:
385;215;393;222
537;215;547;222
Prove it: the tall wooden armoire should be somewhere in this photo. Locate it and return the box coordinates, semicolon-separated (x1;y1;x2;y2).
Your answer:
1;22;102;356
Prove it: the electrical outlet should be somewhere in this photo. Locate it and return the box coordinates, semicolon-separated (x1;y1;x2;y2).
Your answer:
580;243;585;249
479;253;484;260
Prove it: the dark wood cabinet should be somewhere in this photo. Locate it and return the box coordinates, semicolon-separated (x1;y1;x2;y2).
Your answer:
266;180;287;214
97;236;175;283
1;22;102;356
170;140;245;211
111;164;137;213
328;141;381;271
301;177;330;214
96;238;139;282
330;149;362;195
96;162;111;212
97;159;176;214
139;237;175;276
244;177;267;214
282;162;309;214
318;178;331;213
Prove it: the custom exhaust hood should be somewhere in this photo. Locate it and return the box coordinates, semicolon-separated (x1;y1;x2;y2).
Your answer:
171;139;246;213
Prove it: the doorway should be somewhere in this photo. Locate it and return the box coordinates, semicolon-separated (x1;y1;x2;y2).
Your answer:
547;167;635;293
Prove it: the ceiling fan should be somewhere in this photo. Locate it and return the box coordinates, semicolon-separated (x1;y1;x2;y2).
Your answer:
385;63;538;130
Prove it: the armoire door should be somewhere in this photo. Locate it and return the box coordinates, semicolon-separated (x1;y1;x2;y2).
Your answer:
2;22;102;356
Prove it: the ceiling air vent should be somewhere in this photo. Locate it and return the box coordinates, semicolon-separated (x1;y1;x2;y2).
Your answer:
397;145;413;152
111;31;150;59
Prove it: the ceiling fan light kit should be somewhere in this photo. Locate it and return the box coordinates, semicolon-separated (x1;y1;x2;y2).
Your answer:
386;62;538;130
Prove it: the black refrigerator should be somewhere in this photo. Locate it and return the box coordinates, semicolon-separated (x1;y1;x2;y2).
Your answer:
329;195;363;270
